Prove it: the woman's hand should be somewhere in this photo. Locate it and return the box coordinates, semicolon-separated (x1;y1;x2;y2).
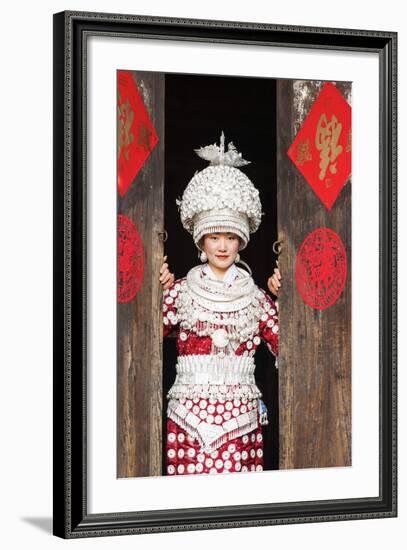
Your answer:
267;265;281;297
160;255;175;290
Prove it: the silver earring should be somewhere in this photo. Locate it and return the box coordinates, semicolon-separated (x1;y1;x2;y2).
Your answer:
200;251;207;263
234;253;240;263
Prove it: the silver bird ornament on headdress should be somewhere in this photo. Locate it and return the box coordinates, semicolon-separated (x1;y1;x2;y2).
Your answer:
194;131;251;168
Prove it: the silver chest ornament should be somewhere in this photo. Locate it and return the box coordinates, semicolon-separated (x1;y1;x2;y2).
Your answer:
211;328;229;348
175;266;265;344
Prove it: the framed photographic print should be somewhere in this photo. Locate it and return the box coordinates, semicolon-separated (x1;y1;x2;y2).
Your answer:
53;10;397;538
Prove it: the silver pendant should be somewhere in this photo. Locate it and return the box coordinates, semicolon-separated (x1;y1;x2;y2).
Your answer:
211;328;229;348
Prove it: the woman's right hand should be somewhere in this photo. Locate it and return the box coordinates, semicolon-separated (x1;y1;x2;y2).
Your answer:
267;265;281;297
160;255;175;290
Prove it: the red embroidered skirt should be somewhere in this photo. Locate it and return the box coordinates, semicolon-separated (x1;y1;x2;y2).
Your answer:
165;418;264;475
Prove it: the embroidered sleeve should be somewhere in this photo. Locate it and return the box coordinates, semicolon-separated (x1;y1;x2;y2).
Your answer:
258;290;279;357
162;279;183;338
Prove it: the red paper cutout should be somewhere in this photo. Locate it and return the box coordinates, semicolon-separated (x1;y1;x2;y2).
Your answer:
288;82;351;210
296;228;347;310
117;70;159;197
118;214;144;303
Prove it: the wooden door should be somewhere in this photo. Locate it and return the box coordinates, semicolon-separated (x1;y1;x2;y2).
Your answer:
117;71;165;477
276;80;352;469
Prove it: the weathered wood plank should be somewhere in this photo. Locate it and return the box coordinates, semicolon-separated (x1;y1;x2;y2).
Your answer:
277;79;351;469
117;71;165;477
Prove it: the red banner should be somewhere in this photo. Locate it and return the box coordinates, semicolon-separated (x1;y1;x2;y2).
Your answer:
117;70;158;197
288;82;351;210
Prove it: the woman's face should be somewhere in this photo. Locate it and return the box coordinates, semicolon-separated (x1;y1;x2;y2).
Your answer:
202;232;240;272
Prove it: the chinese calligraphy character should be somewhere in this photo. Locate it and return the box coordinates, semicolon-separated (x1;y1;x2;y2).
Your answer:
137;123;152;151
315;113;343;181
118;98;135;160
296;138;312;165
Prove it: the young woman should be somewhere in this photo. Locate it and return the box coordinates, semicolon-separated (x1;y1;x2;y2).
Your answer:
160;134;281;476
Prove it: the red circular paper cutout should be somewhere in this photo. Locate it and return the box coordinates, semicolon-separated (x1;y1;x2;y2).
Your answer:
295;228;347;310
118;214;144;303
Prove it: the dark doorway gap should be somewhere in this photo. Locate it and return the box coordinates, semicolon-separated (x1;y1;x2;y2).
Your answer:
163;72;279;473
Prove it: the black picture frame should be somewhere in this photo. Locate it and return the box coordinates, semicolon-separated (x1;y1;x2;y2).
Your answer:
53;10;397;538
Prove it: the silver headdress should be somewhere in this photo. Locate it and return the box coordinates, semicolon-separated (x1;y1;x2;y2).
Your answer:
177;132;262;251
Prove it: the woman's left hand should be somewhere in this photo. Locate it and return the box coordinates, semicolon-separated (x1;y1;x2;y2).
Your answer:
267;266;281;297
160;255;175;290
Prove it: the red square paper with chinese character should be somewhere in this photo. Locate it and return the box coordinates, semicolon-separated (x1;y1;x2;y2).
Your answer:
117;70;159;197
287;82;351;210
